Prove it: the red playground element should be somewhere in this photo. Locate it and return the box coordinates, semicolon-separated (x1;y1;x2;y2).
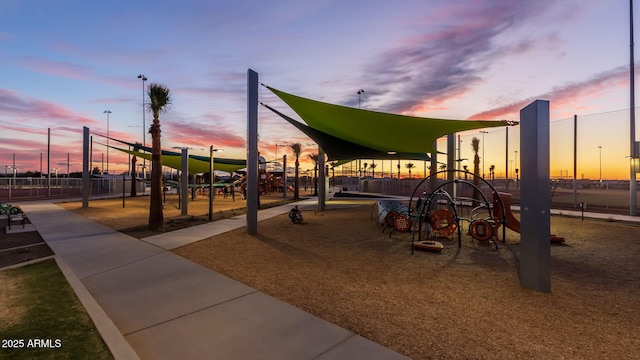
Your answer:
492;192;521;233
393;214;412;233
429;209;458;238
492;192;565;243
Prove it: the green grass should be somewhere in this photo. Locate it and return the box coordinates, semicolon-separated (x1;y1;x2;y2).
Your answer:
0;259;113;360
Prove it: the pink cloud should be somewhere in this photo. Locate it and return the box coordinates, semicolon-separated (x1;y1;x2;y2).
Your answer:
0;89;100;127
354;0;563;114
17;56;93;80
164;122;245;150
467;66;628;120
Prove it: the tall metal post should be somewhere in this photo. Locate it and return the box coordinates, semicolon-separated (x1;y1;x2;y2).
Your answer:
47;128;51;197
209;145;214;221
247;69;259;234
573;115;578;208
505;127;509;190
138;74;147;194
430;141;437;191
82;127;90;208
318;147;325;211
283;154;288;198
104;110;111;174
630;0;638;216
447;133;455;196
520;100;551;293
181;148;188;216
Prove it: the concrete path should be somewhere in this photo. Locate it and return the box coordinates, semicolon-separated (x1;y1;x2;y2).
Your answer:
18;201;409;360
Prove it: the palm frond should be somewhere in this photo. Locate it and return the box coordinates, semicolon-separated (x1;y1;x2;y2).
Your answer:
146;83;171;118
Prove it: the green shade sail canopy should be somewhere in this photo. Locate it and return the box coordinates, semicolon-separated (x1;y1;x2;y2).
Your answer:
261;102;430;161
106;139;246;175
266;86;510;154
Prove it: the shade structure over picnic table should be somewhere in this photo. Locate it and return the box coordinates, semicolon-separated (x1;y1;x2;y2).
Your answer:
103;137;246;175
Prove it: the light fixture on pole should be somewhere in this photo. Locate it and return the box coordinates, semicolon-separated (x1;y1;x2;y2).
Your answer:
275;142;290;171
137;74;147;189
357;89;364;109
104;110;111;174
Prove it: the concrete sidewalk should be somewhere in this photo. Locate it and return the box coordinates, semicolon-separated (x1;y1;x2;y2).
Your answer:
19;201;408;360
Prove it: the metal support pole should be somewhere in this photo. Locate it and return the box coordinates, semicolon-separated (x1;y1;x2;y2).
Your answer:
47;128;51;197
630;0;638;216
82;127;90;208
209;145;214;221
283;154;288;198
505;127;509;190
181;148;188;216
430;141;437;191
573;115;578;208
520;100;551;293
318;147;325;211
447;133;455;196
122;174;126;208
247;69;259;234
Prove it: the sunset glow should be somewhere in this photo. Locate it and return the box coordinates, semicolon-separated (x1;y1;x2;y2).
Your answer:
1;1;638;180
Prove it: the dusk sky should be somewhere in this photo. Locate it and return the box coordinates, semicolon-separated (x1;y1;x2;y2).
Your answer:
1;0;638;180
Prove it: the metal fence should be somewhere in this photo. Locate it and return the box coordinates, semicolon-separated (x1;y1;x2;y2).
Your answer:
0;177;120;201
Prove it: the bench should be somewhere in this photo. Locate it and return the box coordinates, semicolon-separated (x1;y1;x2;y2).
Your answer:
8;212;26;230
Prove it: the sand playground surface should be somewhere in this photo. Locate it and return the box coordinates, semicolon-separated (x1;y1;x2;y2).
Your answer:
59;193;640;359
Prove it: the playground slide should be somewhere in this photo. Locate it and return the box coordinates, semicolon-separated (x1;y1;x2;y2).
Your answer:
492;192;520;232
492;192;565;243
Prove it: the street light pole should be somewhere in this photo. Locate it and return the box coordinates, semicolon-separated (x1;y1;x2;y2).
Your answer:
480;130;488;178
357;89;364;109
137;74;147;190
598;146;602;182
104;110;111;174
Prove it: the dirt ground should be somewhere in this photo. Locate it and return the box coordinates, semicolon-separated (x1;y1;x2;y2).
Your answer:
57;192;297;238
57;193;640;359
0;217;54;269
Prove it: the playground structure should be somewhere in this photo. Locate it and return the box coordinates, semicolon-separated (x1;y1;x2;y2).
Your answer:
237;169;294;195
374;169;564;254
0;200;21;215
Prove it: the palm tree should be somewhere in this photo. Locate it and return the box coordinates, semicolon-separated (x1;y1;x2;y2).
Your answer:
147;83;171;231
471;137;481;200
439;163;447;180
405;162;415;178
308;153;319;195
363;162;368;177
369;162;377;178
290;143;301;199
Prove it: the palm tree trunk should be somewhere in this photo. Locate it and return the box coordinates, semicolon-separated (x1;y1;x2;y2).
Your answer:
294;158;300;199
130;156;137;197
473;154;481;201
148;119;164;230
